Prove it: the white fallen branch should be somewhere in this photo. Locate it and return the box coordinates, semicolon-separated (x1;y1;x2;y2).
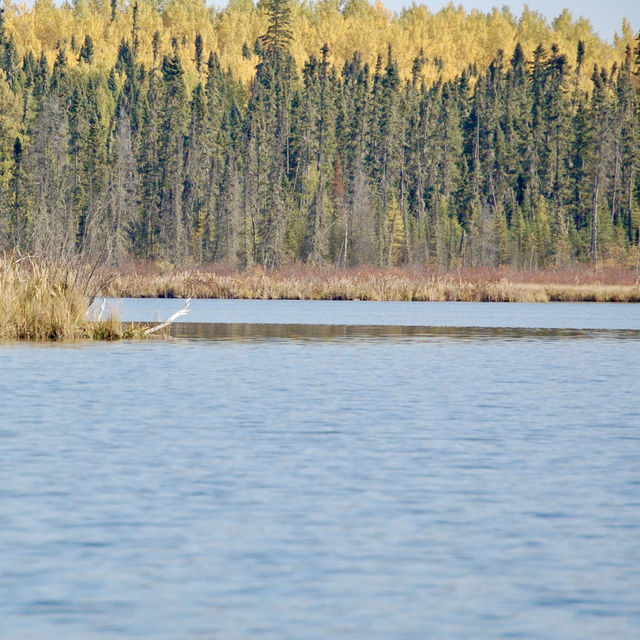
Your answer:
144;299;191;335
87;298;106;321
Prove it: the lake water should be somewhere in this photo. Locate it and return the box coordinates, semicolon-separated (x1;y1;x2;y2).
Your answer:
1;300;639;639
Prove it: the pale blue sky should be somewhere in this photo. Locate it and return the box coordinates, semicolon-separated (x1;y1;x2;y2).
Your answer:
383;1;639;43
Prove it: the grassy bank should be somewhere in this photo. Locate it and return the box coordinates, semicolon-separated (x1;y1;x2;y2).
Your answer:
0;256;147;341
102;265;640;303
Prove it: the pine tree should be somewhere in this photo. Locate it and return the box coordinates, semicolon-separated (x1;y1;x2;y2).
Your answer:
157;45;189;261
8;137;25;247
260;0;293;62
79;35;95;65
588;66;612;265
194;34;204;74
245;0;297;266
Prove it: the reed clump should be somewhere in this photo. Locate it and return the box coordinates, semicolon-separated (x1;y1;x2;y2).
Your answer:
102;264;640;303
0;255;148;341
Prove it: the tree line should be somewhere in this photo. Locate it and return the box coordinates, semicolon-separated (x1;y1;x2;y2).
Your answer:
0;0;639;268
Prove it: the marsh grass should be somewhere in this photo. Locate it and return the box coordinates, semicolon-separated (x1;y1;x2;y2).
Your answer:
102;264;640;303
4;254;636;342
0;255;149;341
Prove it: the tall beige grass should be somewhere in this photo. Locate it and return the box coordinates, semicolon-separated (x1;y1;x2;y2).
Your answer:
0;255;146;341
102;264;640;303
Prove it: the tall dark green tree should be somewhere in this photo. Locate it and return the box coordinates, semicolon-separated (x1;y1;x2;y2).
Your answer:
157;44;189;261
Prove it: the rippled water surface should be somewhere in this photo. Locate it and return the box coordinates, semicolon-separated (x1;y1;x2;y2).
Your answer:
1;301;639;639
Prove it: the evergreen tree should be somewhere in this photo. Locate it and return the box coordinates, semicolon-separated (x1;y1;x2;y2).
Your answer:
79;35;95;65
194;34;204;75
260;0;293;62
157;45;189;261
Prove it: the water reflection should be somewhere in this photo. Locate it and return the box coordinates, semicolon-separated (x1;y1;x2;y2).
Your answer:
170;322;640;342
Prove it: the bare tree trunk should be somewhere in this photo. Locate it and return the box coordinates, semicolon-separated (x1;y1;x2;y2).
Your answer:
591;171;600;268
628;168;635;244
611;138;620;225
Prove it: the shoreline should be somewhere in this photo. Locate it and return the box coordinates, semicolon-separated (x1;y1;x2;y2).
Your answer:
101;266;640;303
3;258;639;343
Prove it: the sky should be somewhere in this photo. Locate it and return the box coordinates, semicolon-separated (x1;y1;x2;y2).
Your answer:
383;1;640;43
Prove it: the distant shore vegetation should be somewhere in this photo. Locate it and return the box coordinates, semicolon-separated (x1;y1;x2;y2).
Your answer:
103;263;640;303
0;0;639;275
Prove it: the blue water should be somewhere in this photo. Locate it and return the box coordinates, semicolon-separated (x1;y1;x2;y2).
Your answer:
1;301;639;639
114;297;640;329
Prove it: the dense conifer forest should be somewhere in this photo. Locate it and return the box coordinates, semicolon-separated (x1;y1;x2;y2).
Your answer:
0;0;639;269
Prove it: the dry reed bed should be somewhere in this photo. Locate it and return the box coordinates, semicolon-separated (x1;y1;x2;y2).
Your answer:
103;267;640;303
0;256;146;341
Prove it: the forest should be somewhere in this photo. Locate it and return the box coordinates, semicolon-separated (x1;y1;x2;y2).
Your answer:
0;0;639;270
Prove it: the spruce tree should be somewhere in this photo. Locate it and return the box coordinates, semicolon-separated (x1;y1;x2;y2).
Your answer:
79;35;95;65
